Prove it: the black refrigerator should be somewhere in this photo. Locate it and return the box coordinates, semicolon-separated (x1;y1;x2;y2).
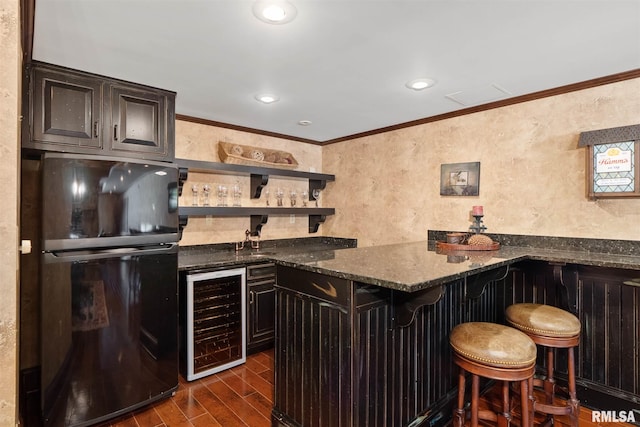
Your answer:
39;153;180;427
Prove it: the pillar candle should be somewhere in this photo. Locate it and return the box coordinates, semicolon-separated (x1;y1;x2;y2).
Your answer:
472;205;483;216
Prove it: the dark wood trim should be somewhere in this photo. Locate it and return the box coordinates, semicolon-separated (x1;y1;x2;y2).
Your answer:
325;69;640;145
175;114;324;146
180;69;640;146
20;0;35;62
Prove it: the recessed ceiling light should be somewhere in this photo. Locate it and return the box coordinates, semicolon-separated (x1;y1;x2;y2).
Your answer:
298;120;312;126
255;94;280;104
405;78;437;91
252;1;297;25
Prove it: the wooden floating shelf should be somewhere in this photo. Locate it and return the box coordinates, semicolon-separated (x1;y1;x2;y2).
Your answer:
176;158;336;234
178;206;334;234
176;158;335;182
178;206;335;216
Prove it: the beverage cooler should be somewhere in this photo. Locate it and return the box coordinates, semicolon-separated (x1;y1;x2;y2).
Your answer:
179;267;247;381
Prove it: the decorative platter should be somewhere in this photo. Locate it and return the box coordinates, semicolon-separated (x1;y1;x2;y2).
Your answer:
218;141;299;169
436;241;500;251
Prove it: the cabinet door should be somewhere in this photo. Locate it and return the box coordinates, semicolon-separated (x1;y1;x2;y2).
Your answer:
247;281;275;351
109;85;168;158
31;67;102;148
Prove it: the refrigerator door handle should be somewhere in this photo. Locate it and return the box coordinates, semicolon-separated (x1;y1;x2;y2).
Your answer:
43;243;178;263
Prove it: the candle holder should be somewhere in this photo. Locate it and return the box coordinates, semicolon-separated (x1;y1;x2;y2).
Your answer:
469;214;487;234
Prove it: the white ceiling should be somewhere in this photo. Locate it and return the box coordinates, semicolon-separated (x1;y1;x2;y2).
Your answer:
32;0;640;144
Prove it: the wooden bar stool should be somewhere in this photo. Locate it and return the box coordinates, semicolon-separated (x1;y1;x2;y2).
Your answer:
506;303;581;427
450;322;537;427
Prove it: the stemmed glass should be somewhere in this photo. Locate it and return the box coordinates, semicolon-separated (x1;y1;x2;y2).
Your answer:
232;181;242;207
202;184;211;206
276;188;284;207
312;189;320;207
217;185;228;207
264;188;270;206
289;189;297;207
301;189;308;207
191;184;199;206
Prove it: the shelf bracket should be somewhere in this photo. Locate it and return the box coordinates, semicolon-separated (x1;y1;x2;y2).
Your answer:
308;215;326;233
550;262;579;315
465;265;510;299
309;179;327;202
391;285;445;328
251;174;269;199
250;215;269;237
178;214;189;240
178;167;189;196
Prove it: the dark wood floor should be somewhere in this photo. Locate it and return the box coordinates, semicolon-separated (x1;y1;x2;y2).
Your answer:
96;348;631;427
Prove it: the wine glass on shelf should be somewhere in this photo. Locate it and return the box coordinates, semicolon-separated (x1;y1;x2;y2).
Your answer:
289;189;297;207
232;181;242;207
191;184;199;206
301;189;308;207
264;188;270;206
202;184;211;206
217;185;228;207
276;188;284;207
312;189;320;207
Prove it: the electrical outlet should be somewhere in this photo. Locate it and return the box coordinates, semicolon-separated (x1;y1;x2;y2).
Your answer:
290;214;295;224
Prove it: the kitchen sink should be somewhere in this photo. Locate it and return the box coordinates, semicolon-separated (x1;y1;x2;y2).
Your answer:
248;251;277;257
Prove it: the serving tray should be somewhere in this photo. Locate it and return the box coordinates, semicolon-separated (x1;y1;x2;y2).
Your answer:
218;141;299;169
436;241;500;251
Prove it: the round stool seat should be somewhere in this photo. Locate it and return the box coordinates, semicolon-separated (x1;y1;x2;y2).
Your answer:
506;303;581;338
450;322;537;369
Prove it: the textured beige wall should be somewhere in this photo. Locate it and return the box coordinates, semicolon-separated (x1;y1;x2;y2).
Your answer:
0;0;21;424
175;121;325;245
323;79;640;247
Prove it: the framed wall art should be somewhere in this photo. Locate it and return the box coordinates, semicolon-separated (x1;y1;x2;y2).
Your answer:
579;124;640;199
440;161;480;196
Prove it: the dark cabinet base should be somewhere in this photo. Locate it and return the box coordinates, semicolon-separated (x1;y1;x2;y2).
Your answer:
247;263;276;354
273;265;510;427
273;262;640;426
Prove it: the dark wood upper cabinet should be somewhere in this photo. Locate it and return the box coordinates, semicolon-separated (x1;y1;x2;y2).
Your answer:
24;62;175;161
109;84;168;157
31;66;103;148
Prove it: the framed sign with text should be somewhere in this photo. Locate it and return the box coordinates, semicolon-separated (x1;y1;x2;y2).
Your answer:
579;124;640;199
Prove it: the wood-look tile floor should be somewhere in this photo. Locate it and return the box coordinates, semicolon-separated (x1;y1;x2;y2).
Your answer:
478;384;636;427
100;349;275;427
97;348;632;427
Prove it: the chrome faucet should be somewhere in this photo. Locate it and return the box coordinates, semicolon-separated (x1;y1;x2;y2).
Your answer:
235;229;260;252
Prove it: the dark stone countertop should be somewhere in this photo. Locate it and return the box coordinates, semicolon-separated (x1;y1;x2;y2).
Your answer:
270;240;640;293
179;232;640;293
178;236;357;271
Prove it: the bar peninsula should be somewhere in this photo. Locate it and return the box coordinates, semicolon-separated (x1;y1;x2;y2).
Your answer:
268;240;640;427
